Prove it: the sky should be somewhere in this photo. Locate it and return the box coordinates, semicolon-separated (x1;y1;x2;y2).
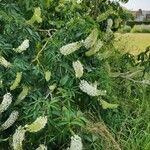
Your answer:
121;0;150;11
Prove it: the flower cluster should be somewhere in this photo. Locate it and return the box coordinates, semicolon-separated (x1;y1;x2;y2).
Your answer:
0;56;11;68
12;116;47;150
45;70;51;82
79;80;98;96
73;60;84;78
15;86;29;105
13;39;29;53
36;144;47;150
83;28;98;49
76;0;83;4
10;72;22;91
60;42;82;55
106;19;113;33
0;93;12;114
107;19;113;29
33;7;42;23
27;7;42;24
25;116;47;132
1;111;19;131
12;126;26;150
79;80;106;96
69;135;83;150
0;80;2;88
85;39;103;56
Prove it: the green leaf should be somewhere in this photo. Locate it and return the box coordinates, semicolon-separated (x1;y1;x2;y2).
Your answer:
100;100;119;109
27;7;42;24
60;75;69;86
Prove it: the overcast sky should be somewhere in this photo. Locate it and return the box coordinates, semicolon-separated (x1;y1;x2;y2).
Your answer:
121;0;150;10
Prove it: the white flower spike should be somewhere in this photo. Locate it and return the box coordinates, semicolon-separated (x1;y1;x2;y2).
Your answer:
60;42;82;56
83;28;99;49
85;39;103;56
73;60;84;78
10;72;22;91
0;93;12;114
25;116;47;132
0;56;11;68
36;144;47;150
107;19;113;29
76;0;82;4
69;135;83;150
13;39;29;53
12;126;26;150
1;111;19;131
79;80;106;96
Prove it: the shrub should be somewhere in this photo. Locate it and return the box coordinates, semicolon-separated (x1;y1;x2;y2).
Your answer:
0;0;150;150
118;25;132;33
131;25;150;33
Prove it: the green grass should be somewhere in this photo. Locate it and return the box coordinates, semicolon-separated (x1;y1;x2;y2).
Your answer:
114;33;150;55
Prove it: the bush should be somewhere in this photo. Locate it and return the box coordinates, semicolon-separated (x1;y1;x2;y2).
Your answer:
118;25;132;33
0;0;150;150
131;25;150;33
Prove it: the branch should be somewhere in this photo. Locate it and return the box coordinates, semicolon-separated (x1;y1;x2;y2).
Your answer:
110;70;150;85
32;40;49;63
37;29;57;37
120;75;150;85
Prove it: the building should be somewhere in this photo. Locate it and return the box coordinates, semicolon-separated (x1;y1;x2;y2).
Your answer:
132;9;150;21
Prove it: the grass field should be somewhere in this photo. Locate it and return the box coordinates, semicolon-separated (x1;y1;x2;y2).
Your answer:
114;33;150;55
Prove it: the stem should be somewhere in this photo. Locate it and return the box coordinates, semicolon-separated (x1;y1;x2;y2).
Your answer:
32;40;49;63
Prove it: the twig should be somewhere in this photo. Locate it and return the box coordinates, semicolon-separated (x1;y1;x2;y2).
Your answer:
110;70;150;85
32;40;49;63
120;76;150;85
32;28;57;63
45;91;53;100
37;29;57;37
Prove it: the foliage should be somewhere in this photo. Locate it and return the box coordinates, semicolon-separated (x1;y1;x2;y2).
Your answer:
118;25;132;33
131;25;150;33
0;0;150;150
